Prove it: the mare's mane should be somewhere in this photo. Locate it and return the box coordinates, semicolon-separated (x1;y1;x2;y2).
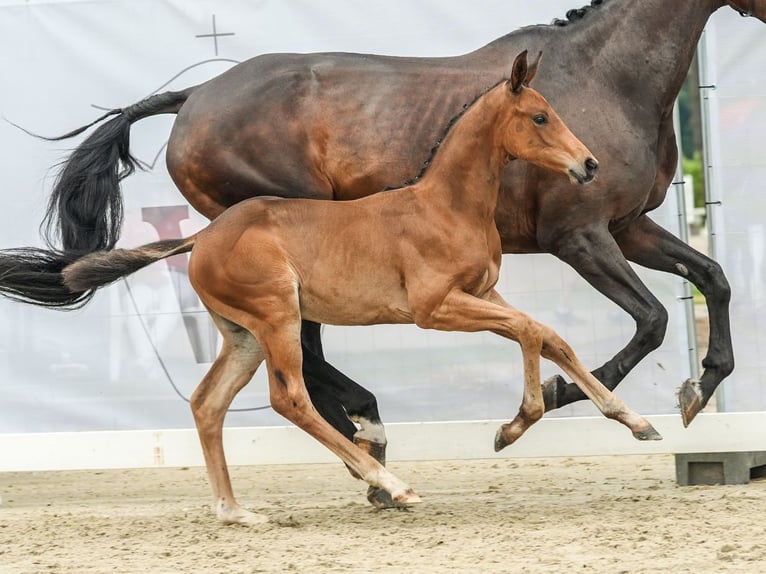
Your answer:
385;0;610;192
552;0;606;27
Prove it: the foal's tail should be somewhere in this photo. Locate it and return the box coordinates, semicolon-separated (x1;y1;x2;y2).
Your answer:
62;237;196;295
39;87;197;253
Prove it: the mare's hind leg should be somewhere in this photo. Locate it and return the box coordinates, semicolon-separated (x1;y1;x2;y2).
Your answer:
250;303;420;506
191;311;267;526
301;320;387;463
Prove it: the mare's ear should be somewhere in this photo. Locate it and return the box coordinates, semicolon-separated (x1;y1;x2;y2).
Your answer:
525;51;543;86
509;50;529;93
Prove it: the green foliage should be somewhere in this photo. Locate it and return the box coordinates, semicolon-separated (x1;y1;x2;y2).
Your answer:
681;151;706;208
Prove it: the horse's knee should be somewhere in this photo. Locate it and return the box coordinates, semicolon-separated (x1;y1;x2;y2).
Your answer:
701;259;731;304
639;304;668;351
519;402;544;425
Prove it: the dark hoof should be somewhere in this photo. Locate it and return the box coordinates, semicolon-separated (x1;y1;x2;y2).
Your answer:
632;425;663;441
542;374;566;412
354;437;387;466
678;379;703;428
494;428;508;452
367;486;410;509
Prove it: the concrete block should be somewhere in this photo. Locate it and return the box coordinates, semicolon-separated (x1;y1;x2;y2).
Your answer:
675;451;766;486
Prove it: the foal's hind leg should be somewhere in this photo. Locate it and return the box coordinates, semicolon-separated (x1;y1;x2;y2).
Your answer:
190;311;267;526
250;304;420;506
302;355;394;508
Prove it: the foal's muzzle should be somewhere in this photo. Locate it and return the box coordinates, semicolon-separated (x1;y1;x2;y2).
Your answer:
570;156;599;184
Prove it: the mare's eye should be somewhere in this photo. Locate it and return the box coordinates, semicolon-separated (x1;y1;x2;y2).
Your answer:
532;114;548;126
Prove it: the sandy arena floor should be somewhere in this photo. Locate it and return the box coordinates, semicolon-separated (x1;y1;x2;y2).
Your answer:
1;454;765;573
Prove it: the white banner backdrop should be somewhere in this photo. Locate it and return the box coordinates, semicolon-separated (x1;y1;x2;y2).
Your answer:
703;10;766;411
0;0;690;433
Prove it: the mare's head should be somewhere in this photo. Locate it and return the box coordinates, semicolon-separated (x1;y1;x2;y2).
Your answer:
499;50;598;185
725;0;766;22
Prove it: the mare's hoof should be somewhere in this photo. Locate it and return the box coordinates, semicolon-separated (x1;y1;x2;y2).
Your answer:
542;374;566;412
678;379;703;428
632;425;663;441
367;486;420;509
367;486;396;509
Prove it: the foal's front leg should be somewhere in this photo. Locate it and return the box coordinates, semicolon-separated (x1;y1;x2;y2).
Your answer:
486;291;662;447
415;288;661;449
414;288;548;447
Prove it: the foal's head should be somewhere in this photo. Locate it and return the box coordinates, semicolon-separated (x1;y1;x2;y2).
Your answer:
499;51;598;184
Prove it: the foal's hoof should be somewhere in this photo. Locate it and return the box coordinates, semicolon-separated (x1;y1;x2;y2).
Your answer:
394;489;422;506
632;425;663;441
542;374;566;412
678;378;703;428
367;486;421;509
217;507;269;526
494;427;512;452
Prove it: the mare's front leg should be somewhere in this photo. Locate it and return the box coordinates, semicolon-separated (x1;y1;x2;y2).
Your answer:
540;226;669;412
616;215;733;426
191;313;267;526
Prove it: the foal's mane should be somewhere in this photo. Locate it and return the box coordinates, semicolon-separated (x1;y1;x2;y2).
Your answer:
386;78;507;191
551;0;606;27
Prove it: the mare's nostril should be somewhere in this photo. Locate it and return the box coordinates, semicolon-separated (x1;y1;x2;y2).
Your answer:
585;157;599;173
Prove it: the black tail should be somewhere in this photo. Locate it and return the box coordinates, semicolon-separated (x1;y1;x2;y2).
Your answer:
0;248;91;308
0;238;194;310
0;88;196;310
41;88;195;253
62;238;195;296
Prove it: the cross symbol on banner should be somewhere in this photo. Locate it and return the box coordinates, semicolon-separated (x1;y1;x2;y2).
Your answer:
195;14;235;56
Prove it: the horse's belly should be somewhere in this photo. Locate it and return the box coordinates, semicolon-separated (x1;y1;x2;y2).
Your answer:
298;283;412;326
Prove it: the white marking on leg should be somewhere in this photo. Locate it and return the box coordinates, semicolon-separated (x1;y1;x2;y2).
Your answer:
349;416;387;445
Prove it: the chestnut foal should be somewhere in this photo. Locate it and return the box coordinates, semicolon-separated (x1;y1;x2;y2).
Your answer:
62;51;660;525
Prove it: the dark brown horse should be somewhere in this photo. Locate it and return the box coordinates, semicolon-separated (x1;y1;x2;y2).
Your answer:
60;53;660;524
0;0;763;486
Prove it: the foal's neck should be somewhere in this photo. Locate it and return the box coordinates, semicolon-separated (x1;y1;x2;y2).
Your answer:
415;85;508;221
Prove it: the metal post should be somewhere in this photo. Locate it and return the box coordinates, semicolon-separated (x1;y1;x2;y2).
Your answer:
672;102;700;382
696;29;726;411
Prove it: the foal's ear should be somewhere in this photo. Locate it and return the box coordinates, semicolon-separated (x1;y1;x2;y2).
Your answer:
509;50;529;94
525;51;543;86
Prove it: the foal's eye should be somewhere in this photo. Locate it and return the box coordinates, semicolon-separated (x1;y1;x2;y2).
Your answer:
532;114;548;126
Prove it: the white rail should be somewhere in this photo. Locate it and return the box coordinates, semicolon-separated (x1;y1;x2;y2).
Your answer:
1;412;764;472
